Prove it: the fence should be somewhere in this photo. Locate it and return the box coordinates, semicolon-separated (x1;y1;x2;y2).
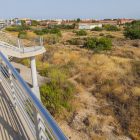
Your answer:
0;51;68;140
0;24;43;54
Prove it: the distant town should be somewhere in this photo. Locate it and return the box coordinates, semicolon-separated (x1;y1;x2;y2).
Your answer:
0;18;137;30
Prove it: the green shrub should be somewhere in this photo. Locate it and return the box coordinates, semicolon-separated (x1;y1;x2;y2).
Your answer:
105;24;121;31
5;27;21;32
5;24;31;32
84;37;113;51
106;34;115;38
34;30;45;35
93;47;101;54
73;30;77;33
18;31;27;37
76;30;87;36
53;24;75;30
34;27;62;37
124;26;140;39
99;33;104;36
67;39;82;45
31;20;39;26
43;34;60;44
91;27;103;31
40;68;74;115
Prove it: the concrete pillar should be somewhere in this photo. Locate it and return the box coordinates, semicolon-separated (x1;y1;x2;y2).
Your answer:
30;56;45;140
30;56;41;99
30;56;38;88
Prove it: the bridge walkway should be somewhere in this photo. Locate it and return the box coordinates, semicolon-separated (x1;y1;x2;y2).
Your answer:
0;82;33;140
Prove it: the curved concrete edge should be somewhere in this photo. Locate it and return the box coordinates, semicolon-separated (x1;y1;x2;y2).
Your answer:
0;47;46;58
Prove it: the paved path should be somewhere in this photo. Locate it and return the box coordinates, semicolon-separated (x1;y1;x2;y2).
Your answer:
11;62;47;88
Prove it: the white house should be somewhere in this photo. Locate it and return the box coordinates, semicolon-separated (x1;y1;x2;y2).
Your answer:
78;23;102;29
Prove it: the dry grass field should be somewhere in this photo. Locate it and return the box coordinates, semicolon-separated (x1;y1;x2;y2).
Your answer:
6;27;140;140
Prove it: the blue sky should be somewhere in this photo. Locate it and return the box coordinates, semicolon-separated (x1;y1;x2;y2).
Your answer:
0;0;139;20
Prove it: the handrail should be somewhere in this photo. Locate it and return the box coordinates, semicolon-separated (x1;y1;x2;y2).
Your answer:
0;51;68;140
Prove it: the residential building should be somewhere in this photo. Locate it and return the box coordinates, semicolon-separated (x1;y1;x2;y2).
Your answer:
14;18;18;21
99;20;117;25
26;21;31;25
61;22;75;25
117;19;136;24
39;21;49;25
21;18;30;21
83;19;90;21
48;22;61;26
76;22;102;29
37;19;41;22
55;19;62;22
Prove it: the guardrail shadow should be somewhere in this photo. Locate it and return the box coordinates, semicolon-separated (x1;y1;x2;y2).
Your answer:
0;83;30;140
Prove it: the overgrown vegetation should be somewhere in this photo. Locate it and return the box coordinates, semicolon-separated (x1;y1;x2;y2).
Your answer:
66;38;83;45
53;24;75;30
40;67;75;115
99;33;104;36
43;34;60;44
105;24;121;31
91;27;103;31
31;20;39;26
84;37;113;51
5;24;31;32
124;26;140;39
76;30;87;36
34;27;62;37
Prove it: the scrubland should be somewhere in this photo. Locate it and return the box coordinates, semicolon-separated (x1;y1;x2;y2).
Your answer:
5;26;140;140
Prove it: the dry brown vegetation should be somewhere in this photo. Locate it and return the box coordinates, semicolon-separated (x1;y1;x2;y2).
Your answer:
7;27;140;140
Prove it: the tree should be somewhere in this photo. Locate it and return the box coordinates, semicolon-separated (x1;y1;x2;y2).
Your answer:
31;20;39;26
77;18;81;23
92;20;98;23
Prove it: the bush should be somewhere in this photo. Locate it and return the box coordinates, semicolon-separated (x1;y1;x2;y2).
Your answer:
40;68;74;115
66;38;83;45
84;37;113;51
73;30;77;33
106;34;115;38
34;27;62;37
43;34;60;44
124;26;140;39
76;30;87;36
5;27;21;32
18;31;27;38
34;30;45;35
99;33;104;36
105;24;121;31
54;24;75;30
5;24;31;32
31;20;39;26
91;27;103;31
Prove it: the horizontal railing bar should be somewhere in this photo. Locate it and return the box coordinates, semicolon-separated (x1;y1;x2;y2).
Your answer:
0;51;68;140
0;73;36;139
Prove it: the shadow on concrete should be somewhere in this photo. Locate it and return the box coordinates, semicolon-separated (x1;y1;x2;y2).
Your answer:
26;82;33;88
0;83;29;140
15;68;20;74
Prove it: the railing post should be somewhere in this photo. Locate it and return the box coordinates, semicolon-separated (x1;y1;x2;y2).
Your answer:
30;56;45;140
22;41;24;53
39;36;42;46
18;38;20;49
8;68;18;109
0;59;2;82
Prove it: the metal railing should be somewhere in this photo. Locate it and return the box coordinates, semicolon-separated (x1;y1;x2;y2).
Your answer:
0;25;44;54
0;51;68;140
